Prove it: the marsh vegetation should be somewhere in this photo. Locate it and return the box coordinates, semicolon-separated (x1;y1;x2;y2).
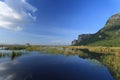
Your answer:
0;45;120;80
25;45;120;80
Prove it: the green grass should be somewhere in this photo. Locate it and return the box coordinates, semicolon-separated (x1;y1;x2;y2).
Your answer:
4;45;26;50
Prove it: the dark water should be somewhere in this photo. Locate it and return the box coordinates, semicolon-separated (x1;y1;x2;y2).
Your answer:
0;51;114;80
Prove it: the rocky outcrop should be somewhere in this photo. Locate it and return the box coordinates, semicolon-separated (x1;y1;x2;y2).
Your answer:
72;13;120;46
77;34;94;43
71;40;78;45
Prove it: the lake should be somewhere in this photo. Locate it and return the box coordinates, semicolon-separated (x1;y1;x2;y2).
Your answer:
0;50;114;80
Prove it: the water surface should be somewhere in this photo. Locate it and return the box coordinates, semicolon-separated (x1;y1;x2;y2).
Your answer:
0;51;114;80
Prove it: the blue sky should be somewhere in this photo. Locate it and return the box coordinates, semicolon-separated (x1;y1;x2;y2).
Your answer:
0;0;120;45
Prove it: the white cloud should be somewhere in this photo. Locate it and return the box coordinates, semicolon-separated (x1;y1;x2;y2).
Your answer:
4;74;15;80
0;62;8;71
0;0;37;31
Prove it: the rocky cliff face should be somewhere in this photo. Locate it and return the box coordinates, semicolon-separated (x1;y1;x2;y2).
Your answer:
77;34;93;43
72;13;120;46
100;13;120;32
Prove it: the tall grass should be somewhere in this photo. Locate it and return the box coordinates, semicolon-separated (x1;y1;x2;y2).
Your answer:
22;45;120;80
27;45;120;80
9;51;22;60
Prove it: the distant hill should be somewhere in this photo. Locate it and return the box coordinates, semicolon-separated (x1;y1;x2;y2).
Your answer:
72;13;120;46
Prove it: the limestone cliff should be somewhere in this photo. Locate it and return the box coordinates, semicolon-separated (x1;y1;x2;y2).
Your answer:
72;13;120;46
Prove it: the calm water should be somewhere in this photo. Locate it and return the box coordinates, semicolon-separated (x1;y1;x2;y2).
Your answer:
0;50;114;80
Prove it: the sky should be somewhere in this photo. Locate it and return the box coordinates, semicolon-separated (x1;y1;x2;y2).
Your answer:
0;0;120;45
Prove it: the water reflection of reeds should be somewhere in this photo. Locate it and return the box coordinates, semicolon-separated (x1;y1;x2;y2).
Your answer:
26;46;120;80
0;51;23;60
3;45;119;80
77;49;120;80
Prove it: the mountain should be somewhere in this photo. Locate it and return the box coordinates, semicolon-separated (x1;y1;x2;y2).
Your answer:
72;13;120;46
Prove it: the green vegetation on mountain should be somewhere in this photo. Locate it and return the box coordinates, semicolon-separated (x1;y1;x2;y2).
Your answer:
72;13;120;46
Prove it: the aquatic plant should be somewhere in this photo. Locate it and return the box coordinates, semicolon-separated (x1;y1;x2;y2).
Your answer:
9;51;22;60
